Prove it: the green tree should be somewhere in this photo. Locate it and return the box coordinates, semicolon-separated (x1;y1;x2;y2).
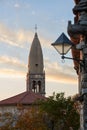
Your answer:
40;93;80;130
0;93;80;130
15;107;48;130
0;112;15;130
0;107;49;130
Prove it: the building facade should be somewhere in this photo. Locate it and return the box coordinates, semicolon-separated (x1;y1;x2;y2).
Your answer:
0;32;46;114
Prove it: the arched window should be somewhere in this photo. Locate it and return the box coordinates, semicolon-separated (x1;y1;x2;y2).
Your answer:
32;80;41;93
38;81;41;93
32;81;36;93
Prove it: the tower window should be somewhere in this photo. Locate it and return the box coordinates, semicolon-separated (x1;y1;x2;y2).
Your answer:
38;81;41;92
35;64;38;67
32;81;36;93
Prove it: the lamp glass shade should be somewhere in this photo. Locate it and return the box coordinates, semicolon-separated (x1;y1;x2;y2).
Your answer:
53;43;72;55
52;33;73;55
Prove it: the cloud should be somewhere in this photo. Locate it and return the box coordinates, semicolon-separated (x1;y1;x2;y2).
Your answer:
31;11;36;15
14;3;20;8
0;23;20;47
14;2;30;9
0;55;77;85
45;59;77;84
0;23;50;48
0;23;35;48
0;56;27;74
0;1;29;9
0;68;25;78
0;23;76;84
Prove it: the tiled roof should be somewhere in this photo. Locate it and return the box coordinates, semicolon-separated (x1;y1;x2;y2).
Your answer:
0;91;46;106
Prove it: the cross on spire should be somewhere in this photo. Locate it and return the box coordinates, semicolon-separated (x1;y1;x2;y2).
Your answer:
35;24;37;33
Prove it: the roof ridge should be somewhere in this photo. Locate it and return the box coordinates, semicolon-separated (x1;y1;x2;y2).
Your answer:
18;91;29;103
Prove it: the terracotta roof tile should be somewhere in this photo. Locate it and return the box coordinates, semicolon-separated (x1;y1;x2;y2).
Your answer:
0;91;46;106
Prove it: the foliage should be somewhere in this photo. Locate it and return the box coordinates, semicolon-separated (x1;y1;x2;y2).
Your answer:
40;93;80;130
0;93;80;130
15;107;48;130
0;112;16;130
0;107;48;130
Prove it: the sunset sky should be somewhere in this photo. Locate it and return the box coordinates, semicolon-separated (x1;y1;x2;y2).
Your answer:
0;0;78;100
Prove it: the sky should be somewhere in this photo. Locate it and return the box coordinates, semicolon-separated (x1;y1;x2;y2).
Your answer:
0;0;79;100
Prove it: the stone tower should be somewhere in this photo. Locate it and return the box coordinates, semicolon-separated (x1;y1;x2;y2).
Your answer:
26;32;45;96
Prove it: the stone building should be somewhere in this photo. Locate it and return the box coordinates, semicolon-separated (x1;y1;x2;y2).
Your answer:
68;0;87;129
0;32;46;113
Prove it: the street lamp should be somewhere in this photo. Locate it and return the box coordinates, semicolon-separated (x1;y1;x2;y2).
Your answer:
51;32;83;63
51;32;73;55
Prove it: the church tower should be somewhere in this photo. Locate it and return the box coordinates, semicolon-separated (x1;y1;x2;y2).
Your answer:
26;32;45;96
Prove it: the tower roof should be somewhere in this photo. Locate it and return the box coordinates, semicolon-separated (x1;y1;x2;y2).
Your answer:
28;33;44;74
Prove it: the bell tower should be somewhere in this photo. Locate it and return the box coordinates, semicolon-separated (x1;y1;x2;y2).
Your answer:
26;32;45;96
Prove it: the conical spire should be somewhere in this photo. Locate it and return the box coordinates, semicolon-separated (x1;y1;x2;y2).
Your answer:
26;32;45;96
28;33;44;74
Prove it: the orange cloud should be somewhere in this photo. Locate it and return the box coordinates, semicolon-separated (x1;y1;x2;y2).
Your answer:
0;55;77;85
0;23;77;84
0;56;27;74
0;23;51;48
0;68;26;78
45;59;77;84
